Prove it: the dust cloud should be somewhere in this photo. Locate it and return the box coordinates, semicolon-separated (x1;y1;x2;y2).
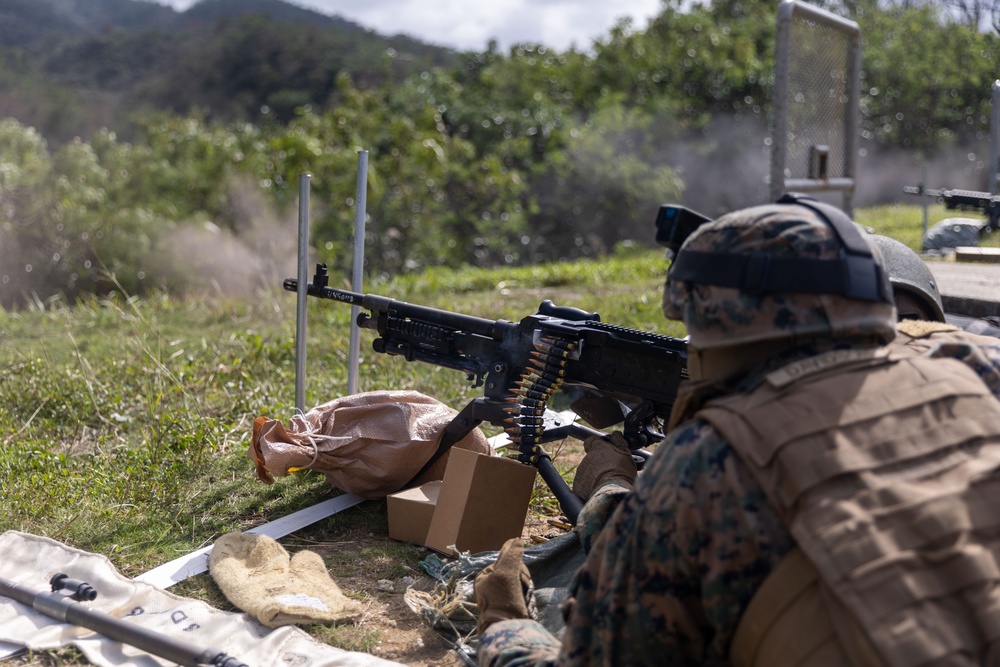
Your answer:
151;180;303;300
664;113;994;216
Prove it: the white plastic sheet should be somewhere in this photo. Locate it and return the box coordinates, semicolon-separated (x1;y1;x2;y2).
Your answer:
0;531;402;667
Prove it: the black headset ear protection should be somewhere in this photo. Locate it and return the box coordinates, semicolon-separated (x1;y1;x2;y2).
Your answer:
666;193;892;304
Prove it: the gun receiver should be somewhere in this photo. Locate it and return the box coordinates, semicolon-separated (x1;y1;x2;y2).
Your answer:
285;264;688;523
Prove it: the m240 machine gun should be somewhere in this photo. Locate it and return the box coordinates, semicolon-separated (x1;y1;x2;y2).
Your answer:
284;265;688;523
903;185;1000;234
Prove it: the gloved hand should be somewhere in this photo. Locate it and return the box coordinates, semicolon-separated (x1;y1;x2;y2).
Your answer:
572;431;638;500
474;538;535;636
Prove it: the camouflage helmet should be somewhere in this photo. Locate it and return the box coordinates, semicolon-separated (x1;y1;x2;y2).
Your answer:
869;233;945;323
662;195;896;350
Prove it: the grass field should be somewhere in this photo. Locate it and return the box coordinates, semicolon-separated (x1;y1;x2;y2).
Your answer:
0;202;990;663
0;233;682;662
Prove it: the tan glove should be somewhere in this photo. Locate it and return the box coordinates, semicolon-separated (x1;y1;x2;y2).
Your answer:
474;538;535;636
572;431;638;500
209;533;362;627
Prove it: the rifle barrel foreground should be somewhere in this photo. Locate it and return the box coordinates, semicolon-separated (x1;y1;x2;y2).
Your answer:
0;576;248;667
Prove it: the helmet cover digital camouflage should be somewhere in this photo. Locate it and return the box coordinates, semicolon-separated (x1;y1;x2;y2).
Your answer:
869;233;945;323
662;201;897;350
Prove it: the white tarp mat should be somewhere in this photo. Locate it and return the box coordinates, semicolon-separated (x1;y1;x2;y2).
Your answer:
0;531;402;667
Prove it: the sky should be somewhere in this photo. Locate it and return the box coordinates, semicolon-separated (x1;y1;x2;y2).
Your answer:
158;0;664;52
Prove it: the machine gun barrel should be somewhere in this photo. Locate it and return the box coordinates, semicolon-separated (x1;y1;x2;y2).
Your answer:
284;273;505;340
902;185;942;198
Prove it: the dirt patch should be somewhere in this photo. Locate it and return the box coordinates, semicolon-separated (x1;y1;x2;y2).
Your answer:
288;514;576;666
350;581;468;666
302;443;586;666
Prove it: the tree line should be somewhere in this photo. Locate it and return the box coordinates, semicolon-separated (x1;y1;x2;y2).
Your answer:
0;0;997;307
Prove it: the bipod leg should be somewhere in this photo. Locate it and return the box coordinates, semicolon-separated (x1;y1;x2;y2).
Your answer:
403;398;503;487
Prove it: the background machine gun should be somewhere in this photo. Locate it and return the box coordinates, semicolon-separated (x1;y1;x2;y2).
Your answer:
284;265;688;523
903;185;1000;234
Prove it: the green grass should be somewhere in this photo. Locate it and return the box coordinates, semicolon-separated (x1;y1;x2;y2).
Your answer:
0;202;990;661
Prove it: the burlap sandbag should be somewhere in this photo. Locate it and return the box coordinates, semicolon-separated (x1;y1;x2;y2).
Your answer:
209;533;362;628
250;390;492;499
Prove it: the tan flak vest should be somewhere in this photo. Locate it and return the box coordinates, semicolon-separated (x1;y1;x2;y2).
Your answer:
693;348;1000;667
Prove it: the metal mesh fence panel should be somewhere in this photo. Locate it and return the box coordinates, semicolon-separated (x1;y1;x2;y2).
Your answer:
784;19;850;180
990;80;999;195
771;1;860;212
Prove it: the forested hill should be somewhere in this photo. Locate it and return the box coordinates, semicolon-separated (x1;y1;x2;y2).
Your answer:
0;0;457;144
0;0;375;47
2;0;999;309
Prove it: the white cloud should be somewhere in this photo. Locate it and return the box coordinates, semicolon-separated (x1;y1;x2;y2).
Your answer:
157;0;661;52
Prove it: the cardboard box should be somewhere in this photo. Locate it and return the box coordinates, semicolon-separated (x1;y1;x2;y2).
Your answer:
424;448;538;556
387;480;442;546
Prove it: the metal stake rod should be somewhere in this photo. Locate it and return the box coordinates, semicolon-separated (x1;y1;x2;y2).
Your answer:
990;80;1000;195
348;151;369;395
922;162;929;239
294;173;311;413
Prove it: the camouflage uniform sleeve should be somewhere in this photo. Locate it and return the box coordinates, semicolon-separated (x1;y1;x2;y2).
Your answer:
478;619;563;667
574;481;631;555
557;419;795;666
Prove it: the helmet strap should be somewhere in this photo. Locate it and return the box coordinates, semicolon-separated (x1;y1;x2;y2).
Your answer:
668;195;891;304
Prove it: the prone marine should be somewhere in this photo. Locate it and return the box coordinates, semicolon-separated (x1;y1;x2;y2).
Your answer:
869;232;1000;397
473;195;1000;666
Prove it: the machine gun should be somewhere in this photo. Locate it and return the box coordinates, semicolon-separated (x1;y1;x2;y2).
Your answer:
903;185;1000;233
285;264;688;523
0;573;247;667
